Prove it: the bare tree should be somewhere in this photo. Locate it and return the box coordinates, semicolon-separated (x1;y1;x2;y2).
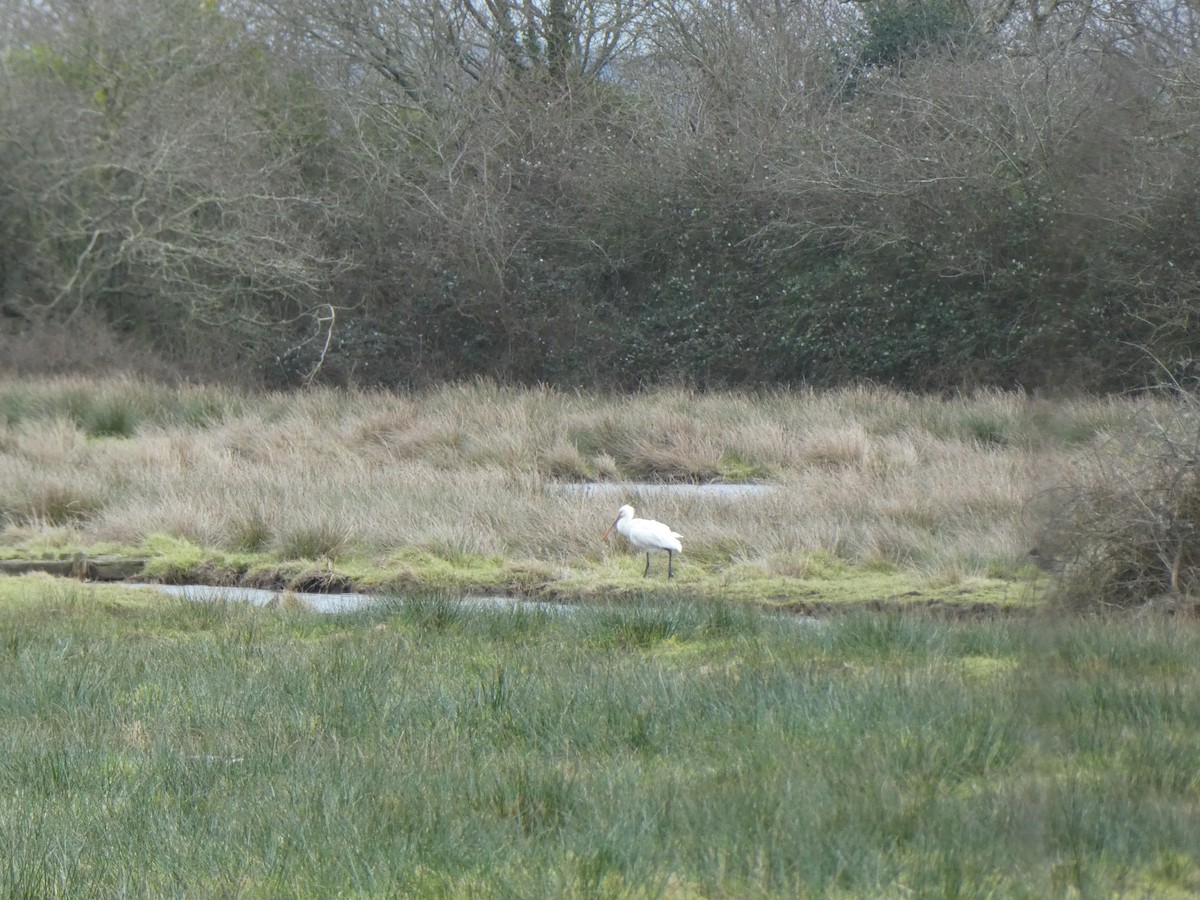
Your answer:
0;0;351;375
248;0;651;104
9;0;1200;387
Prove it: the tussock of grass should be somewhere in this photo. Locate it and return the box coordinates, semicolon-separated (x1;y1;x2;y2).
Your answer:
536;438;592;480
274;520;357;561
0;376;1183;605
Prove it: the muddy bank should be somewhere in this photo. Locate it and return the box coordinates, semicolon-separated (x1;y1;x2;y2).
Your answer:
0;554;148;581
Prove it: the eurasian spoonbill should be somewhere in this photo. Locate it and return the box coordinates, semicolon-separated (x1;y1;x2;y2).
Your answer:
601;504;682;579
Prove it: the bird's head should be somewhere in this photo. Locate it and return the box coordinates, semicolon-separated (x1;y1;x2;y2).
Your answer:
601;504;635;542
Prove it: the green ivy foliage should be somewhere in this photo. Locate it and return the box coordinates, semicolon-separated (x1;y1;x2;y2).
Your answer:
855;0;974;70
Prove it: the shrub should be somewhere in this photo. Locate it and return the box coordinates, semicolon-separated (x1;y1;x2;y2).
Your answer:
1034;391;1200;610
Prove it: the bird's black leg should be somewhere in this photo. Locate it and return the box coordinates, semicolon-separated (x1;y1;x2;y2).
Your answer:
643;553;652;577
667;550;674;579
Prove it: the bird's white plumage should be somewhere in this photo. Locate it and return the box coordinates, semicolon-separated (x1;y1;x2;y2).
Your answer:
611;504;681;553
602;504;682;578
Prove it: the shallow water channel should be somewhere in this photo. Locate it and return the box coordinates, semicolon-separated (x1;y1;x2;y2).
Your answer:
128;583;821;628
129;583;572;616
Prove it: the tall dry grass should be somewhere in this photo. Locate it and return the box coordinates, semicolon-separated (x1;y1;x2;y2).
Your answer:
0;377;1164;583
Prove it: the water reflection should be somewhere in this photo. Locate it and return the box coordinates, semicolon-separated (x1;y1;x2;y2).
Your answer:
127;583;820;627
131;583;571;616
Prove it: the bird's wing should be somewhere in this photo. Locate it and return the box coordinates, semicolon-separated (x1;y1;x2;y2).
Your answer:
649;521;683;550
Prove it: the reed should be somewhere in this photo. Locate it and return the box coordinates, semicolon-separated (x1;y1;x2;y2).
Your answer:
0;376;1181;601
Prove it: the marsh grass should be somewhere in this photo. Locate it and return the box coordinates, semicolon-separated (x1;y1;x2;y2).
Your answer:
0;376;1185;602
0;377;240;435
274;519;358;561
2;581;1200;896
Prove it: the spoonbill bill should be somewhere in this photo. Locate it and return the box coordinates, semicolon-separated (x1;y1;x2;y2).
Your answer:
601;504;683;579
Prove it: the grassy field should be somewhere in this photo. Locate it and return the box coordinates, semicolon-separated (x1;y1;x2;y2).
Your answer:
3;379;1199;895
1;577;1199;897
0;375;1173;608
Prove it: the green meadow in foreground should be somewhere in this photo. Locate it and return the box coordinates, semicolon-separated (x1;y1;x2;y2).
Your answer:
1;578;1199;897
1;375;1177;609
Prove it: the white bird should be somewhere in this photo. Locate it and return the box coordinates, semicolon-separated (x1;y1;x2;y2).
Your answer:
601;504;683;579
